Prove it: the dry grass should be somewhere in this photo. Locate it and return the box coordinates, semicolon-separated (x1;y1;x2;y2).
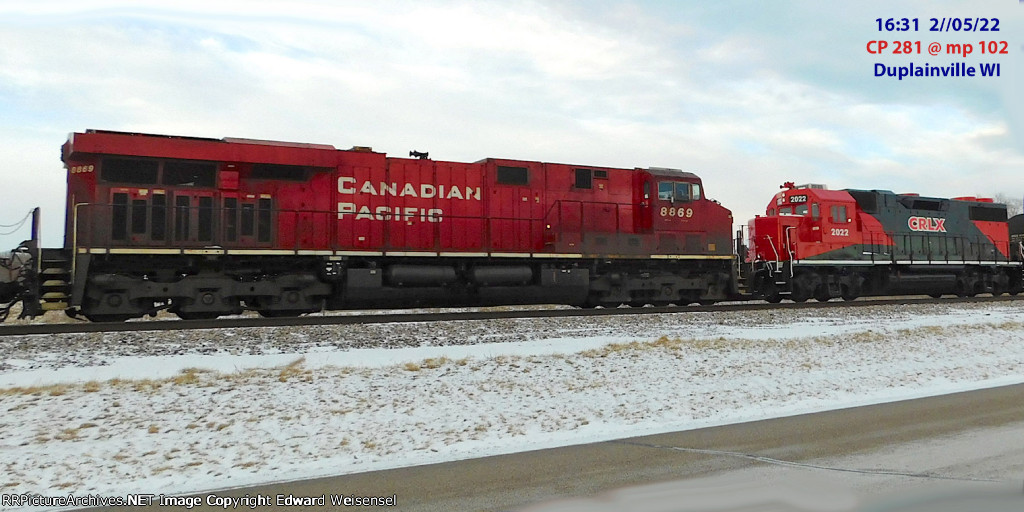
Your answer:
402;356;457;371
0;384;71;397
579;335;739;358
55;428;79;441
421;357;450;369
278;357;310;382
172;368;211;386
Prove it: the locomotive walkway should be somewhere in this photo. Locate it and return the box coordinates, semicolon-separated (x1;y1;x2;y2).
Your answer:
0;295;1021;337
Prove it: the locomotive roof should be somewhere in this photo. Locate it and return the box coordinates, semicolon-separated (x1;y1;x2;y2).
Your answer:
845;188;1000;205
79;129;338;151
646;167;700;180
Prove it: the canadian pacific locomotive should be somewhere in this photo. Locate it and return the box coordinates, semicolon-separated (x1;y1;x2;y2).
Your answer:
1;130;1022;323
745;182;1023;302
1;129;735;321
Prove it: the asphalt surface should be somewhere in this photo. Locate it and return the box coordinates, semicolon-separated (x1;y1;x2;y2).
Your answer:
74;382;1024;512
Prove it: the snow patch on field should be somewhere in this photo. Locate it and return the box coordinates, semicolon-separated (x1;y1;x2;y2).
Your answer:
1;303;1023;508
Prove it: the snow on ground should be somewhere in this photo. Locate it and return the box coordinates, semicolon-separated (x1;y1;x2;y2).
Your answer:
1;302;1024;509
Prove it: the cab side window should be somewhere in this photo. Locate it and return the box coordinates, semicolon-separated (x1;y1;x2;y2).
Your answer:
831;205;848;223
658;182;674;200
674;183;690;202
658;181;701;202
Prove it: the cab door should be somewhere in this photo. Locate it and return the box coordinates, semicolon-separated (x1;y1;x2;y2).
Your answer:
633;174;654;234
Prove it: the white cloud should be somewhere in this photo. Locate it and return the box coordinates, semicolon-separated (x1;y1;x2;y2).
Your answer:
0;0;1021;249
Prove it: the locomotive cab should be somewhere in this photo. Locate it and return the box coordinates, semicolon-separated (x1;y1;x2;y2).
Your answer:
639;168;732;256
748;183;859;265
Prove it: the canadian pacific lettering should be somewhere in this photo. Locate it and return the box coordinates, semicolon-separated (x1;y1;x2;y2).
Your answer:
337;176;481;222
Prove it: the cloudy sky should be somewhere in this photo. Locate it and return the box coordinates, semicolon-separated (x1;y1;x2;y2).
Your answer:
0;0;1021;249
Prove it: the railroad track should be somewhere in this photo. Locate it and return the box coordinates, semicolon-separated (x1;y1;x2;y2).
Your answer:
1;295;1020;337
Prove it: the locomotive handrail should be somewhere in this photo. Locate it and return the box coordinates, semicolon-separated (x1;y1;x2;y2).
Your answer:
71;202;92;286
784;226;795;277
765;235;781;276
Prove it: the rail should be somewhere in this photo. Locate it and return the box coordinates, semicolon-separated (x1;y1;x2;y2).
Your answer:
1;294;1021;337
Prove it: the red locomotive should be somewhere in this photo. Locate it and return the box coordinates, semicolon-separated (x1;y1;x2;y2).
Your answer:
3;129;736;321
745;182;1023;302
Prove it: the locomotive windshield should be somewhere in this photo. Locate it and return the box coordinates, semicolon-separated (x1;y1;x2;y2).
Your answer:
657;182;701;202
778;205;808;216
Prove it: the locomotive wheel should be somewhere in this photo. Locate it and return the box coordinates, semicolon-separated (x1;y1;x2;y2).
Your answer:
788;274;813;303
789;285;810;303
258;309;303;318
813;286;831;302
990;281;1004;296
84;313;135;322
176;312;221;321
840;285;859;301
929;293;943;299
761;281;782;303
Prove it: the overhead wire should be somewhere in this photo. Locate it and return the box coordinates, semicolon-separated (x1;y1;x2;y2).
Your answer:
0;210;33;236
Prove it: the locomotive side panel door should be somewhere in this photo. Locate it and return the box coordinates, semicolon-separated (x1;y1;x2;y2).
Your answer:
232;193;274;248
297;171;334;251
528;165;545;253
487;161;540;253
169;190;219;247
336;162;387;251
106;188;172;248
540;163;575;254
386;159;437;252
437;162;484;252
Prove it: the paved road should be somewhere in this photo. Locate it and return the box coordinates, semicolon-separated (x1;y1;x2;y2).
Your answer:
79;383;1024;512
